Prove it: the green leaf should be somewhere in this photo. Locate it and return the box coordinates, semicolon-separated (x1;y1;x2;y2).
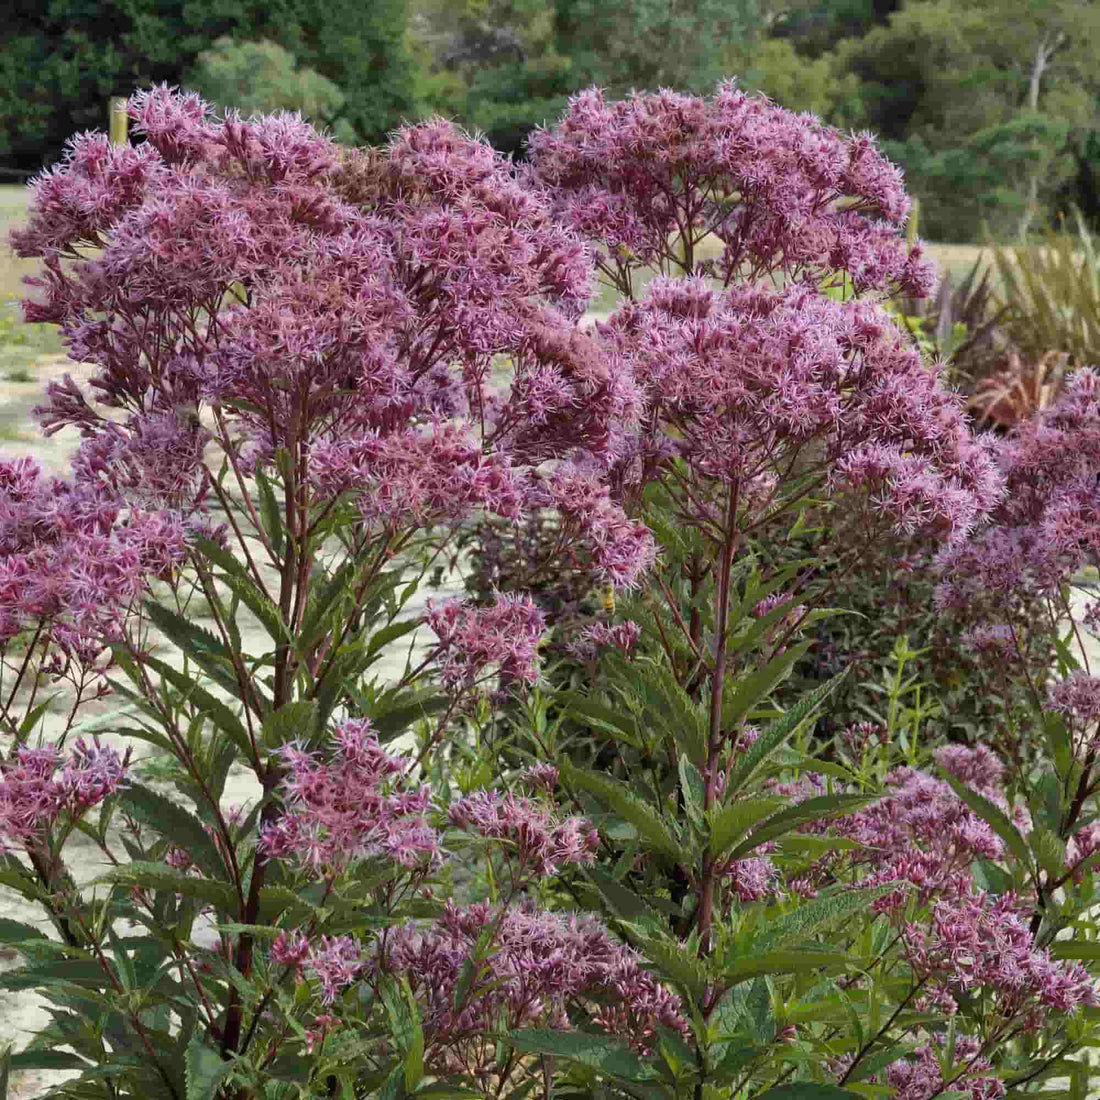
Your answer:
940;770;1032;870
261;699;320;750
0;1045;8;1100
118;784;227;881
708;798;786;856
254;468;284;558
9;1050;89;1072
755;885;901;953
726;673;845;797
634;936;709;1000
724;949;858;985
95;862;240;916
185;1037;235;1100
679;757;706;831
727;793;876;861
585;866;664;931
403;980;425;1092
559;762;682;862
142;602;244;701
557;693;642;746
1050;941;1100;961
758;1086;863;1100
0;918;48;945
721;640;812;730
507;1029;652;1082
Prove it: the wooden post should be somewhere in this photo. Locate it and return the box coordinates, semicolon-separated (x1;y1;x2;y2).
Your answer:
109;97;129;146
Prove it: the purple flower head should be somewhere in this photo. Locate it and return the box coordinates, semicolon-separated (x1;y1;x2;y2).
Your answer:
1047;672;1100;745
936;368;1100;617
0;739;128;848
427;593;545;689
374;900;685;1079
259;718;439;872
904;891;1098;1026
599;279;1000;546
532;82;929;296
448;790;598;875
306;934;364;1005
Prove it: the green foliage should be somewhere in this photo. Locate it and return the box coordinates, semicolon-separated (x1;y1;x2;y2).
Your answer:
0;0;415;171
185;38;351;139
992;206;1100;366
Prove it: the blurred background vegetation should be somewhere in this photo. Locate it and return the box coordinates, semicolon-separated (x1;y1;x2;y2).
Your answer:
2;0;1100;244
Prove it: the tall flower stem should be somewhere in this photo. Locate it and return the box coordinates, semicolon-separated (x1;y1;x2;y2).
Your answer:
698;477;740;952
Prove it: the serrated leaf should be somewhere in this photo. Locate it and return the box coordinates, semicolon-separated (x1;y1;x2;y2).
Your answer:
727;793;876;861
585;866;664;930
758;1084;862;1100
0;918;48;945
142;602;243;701
261;699;319;749
679;757;706;830
9;1050;89;1072
635;936;709;999
755;885;900;953
254;468;284;558
559;762;682;862
556;693;642;746
721;641;812;730
1050;941;1100;961
724;949;856;985
726;673;846;797
507;1029;652;1082
184;1037;234;1100
95;862;239;916
118;784;227;881
708;798;786;856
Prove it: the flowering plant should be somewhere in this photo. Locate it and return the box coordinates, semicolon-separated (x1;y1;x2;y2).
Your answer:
0;83;1099;1100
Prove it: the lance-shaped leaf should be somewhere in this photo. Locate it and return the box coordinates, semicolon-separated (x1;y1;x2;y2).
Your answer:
726;673;846;797
507;1030;653;1082
753;884;901;953
725;793;876;861
559;761;682;862
138;653;254;760
142;601;247;703
95;862;240;916
708;798;786;856
118;785;228;881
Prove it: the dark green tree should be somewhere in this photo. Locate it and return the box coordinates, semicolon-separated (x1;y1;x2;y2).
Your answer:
0;0;414;173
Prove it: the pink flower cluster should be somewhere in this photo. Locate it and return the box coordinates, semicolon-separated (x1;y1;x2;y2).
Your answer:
272;929;364;1005
448;789;599;875
596;279;1000;544
374;900;686;1079
259;719;439;872
0;458;188;659
882;1035;1003;1100
10;87;657;625
531;82;931;296
0;738;128;847
426;593;545;689
937;368;1100;620
904;892;1098;1025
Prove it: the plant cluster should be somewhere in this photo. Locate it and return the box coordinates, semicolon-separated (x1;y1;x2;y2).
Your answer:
1;83;1100;1100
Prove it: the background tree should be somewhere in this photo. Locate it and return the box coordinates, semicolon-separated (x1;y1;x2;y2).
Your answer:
185;38;352;141
0;0;415;173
